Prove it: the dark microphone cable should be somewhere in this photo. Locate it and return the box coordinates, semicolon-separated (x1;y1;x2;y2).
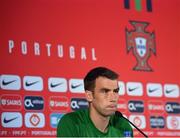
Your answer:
115;111;148;138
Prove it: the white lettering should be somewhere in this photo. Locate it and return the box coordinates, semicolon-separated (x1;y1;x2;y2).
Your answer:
12;130;26;136
8;40;14;53
149;104;164;110
32;99;44;104
34;42;40;55
0;130;8;136
55;101;68;107
46;43;51;56
157;131;180;136
81;47;87;60
69;46;75;59
92;48;97;60
21;41;27;55
7;99;22;106
117;104;127;109
57;44;63;58
1;99;22;106
6;40;98;61
1;99;6;105
31;130;56;136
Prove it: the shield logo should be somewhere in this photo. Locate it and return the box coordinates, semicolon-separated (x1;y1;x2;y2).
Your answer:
135;37;147;57
125;21;156;71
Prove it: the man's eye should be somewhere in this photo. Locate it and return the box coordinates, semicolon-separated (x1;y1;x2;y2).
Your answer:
114;89;119;93
101;89;109;93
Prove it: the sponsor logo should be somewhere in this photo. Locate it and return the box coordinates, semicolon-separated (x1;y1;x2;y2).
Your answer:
165;102;180;114
125;21;156;71
69;79;84;93
166;89;175;94
128;87;139;92
71;83;82;89
149;88;159;93
25;81;39;87
4;116;18;123
50;113;64;128
24;96;44;110
48;77;67;92
150;116;165;128
129;115;146;129
123;131;132;137
1;112;22;128
118;81;125;95
2;80;17;86
0;75;21;90
0;94;22;110
49;96;69;111
126;82;143;96
71;98;88;111
148;100;164;114
117;99;127;113
147;83;163;97
164;84;179;98
128;100;144;113
167;116;180;130
25;112;45;128
50;82;63;88
23;76;43;91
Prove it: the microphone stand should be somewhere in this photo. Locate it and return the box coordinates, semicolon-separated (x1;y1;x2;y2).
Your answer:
115;111;148;138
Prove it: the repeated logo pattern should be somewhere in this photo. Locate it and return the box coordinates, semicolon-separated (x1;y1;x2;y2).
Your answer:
0;74;179;134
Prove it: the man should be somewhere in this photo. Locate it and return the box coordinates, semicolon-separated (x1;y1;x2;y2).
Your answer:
57;66;133;137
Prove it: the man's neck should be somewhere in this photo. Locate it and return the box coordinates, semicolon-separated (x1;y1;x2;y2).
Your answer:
89;108;110;133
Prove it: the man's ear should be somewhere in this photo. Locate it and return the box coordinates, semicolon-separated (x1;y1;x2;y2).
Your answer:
85;90;93;102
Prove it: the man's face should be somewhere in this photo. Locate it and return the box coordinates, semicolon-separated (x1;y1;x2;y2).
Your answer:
90;76;119;117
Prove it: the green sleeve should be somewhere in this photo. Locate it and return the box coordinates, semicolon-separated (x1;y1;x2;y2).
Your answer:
57;114;78;137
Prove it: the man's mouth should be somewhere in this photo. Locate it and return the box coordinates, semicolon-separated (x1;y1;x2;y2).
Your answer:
107;105;117;109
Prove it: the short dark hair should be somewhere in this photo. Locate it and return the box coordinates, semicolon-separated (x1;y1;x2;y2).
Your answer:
84;67;119;91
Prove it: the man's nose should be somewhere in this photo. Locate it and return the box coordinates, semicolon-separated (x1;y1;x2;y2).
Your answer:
109;91;118;101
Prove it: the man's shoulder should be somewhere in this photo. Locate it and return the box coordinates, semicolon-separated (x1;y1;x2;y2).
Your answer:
57;110;88;137
61;109;88;124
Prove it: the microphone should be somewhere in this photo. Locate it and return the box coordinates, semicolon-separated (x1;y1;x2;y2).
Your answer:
115;111;148;138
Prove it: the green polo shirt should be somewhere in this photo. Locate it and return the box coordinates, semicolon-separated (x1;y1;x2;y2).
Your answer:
57;109;133;137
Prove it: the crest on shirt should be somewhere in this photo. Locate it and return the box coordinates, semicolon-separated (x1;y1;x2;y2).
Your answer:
125;21;156;71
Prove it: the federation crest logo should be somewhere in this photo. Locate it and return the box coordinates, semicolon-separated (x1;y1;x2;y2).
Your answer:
125;21;156;71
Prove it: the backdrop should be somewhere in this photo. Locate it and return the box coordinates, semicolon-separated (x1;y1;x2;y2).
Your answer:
0;0;180;137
